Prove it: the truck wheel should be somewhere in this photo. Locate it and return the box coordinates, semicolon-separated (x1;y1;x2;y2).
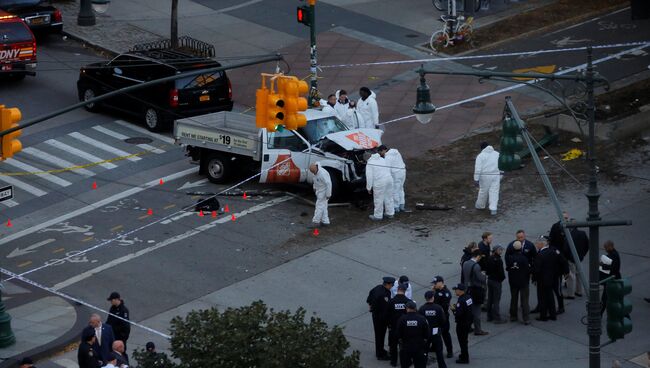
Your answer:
325;168;343;200
81;87;100;112
204;153;231;184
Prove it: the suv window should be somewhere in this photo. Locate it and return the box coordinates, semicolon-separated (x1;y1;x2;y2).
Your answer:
0;0;40;6
0;22;31;43
267;129;307;152
109;55;149;80
175;72;224;89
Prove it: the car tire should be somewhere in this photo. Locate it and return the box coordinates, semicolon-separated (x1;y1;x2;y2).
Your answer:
325;168;343;200
143;107;166;132
81;87;100;112
204;153;231;184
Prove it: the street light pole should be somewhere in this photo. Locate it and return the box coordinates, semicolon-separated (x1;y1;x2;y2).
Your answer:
308;0;318;107
0;282;16;348
413;50;632;368
77;0;96;26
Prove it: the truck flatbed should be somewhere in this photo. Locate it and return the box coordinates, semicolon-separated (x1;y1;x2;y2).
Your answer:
174;111;261;160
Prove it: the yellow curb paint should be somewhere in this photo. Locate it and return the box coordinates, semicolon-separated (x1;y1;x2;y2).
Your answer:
82;237;93;242
111;225;124;232
18;261;32;267
52;247;65;253
163;204;176;210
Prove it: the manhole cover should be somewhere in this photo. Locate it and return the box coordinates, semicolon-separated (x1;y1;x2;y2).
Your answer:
460;101;485;109
405;34;419;38
124;137;153;144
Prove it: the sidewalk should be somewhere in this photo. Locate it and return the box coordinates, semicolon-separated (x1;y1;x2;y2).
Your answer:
30;157;650;368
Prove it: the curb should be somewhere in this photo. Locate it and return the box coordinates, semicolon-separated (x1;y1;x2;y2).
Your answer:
0;300;89;368
62;29;120;57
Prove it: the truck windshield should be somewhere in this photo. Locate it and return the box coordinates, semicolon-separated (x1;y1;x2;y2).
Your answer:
297;117;347;145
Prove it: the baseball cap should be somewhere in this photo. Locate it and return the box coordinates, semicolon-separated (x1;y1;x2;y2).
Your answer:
452;283;466;291
431;275;444;284
383;276;396;284
107;291;121;301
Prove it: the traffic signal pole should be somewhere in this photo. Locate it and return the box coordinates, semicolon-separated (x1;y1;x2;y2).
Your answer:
308;0;317;108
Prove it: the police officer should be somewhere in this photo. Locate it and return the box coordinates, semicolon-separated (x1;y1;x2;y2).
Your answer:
397;301;430;368
419;291;448;368
431;276;453;358
388;283;412;367
366;276;395;360
78;326;101;368
106;292;131;349
451;284;473;364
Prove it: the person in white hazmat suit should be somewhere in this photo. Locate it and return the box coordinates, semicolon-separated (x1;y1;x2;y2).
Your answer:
310;163;332;227
379;145;406;213
320;94;340;119
334;90;349;119
357;87;379;129
474;142;501;215
365;151;394;221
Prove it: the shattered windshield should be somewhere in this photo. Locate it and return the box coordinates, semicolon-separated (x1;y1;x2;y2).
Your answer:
297;117;348;145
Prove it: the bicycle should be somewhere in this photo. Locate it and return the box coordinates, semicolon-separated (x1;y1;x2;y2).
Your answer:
432;0;481;13
429;14;474;51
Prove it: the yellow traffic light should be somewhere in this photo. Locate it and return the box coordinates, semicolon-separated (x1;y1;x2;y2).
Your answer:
255;87;269;129
0;105;22;160
279;76;309;130
267;92;285;131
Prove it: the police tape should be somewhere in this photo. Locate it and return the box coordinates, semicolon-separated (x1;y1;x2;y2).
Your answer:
7;156;294;283
320;41;650;69
379;41;650;126
0;267;171;339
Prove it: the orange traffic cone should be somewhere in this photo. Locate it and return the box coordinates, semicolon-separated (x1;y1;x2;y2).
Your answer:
6;219;12;227
231;214;236;221
147;208;153;215
224;205;230;213
92;181;97;190
313;228;319;236
159;178;164;185
199;210;204;217
211;211;217;218
243;192;248;199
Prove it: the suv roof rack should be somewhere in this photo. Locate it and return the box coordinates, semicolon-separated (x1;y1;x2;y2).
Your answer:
130;36;215;59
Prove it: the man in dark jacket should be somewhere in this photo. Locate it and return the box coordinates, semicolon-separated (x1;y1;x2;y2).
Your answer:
548;211;570;252
388;284;413;367
397;301;430;368
506;241;531;324
106;292;131;349
367;276;395;360
419;291;447;368
78;326;102;368
89;314;115;364
431;276;453;358
485;245;506;323
550;244;570;314
533;240;561;321
461;249;488;335
506;230;536;267
477;232;492;269
451;284;473;364
565;227;589;299
600;240;621;314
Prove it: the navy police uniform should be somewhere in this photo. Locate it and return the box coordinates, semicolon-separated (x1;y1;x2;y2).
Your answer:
388;291;412;365
452;285;473;364
367;277;394;359
431;276;453;357
419;293;448;368
397;302;430;368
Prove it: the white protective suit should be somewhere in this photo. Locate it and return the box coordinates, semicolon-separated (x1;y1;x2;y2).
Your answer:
312;163;332;224
384;149;406;211
473;145;501;212
321;102;338;119
342;108;365;130
366;153;394;219
390;282;413;299
357;90;379;129
334;90;349;119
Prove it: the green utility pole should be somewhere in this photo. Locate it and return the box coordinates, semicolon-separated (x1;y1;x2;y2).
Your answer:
0;283;16;348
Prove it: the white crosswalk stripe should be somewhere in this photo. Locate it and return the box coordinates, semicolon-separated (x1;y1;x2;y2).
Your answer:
114;119;175;144
22;147;96;177
4;158;72;187
0;174;47;197
45;139;118;170
92;125;166;154
68;132;142;162
1;199;19;207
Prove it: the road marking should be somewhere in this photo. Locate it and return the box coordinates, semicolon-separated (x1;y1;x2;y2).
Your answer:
7;238;56;258
160;211;193;224
68;132;142;162
4;158;73;187
547;6;629;35
0;167;199;246
81;237;94;242
92;126;166;154
178;178;210;190
52;196;291;291
2;199;19;207
52;247;65;253
216;0;262;13
18;261;32;268
512;65;557;81
114;120;175;145
45;139;118;169
138;214;150;220
0;173;48;197
163;204;176;210
22;147;96;177
111;225;123;232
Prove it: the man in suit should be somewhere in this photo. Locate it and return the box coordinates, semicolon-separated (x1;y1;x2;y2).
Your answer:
89;313;115;364
112;340;129;367
533;239;560;321
565;226;589;299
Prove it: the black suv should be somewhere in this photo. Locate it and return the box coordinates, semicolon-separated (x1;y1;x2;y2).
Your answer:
77;49;234;131
0;0;63;33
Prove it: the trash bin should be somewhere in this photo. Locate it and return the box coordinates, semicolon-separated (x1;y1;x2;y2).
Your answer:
631;0;650;20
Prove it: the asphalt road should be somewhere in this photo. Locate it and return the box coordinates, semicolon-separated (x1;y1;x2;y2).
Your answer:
461;8;650;83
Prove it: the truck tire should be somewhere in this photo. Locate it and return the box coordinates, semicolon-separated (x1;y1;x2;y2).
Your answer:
204;153;231;184
325;168;343;200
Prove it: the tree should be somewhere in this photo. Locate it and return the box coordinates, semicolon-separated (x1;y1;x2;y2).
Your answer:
133;301;360;368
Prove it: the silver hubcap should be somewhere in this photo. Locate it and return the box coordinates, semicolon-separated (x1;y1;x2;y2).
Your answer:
145;109;158;128
84;89;95;108
208;160;223;178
